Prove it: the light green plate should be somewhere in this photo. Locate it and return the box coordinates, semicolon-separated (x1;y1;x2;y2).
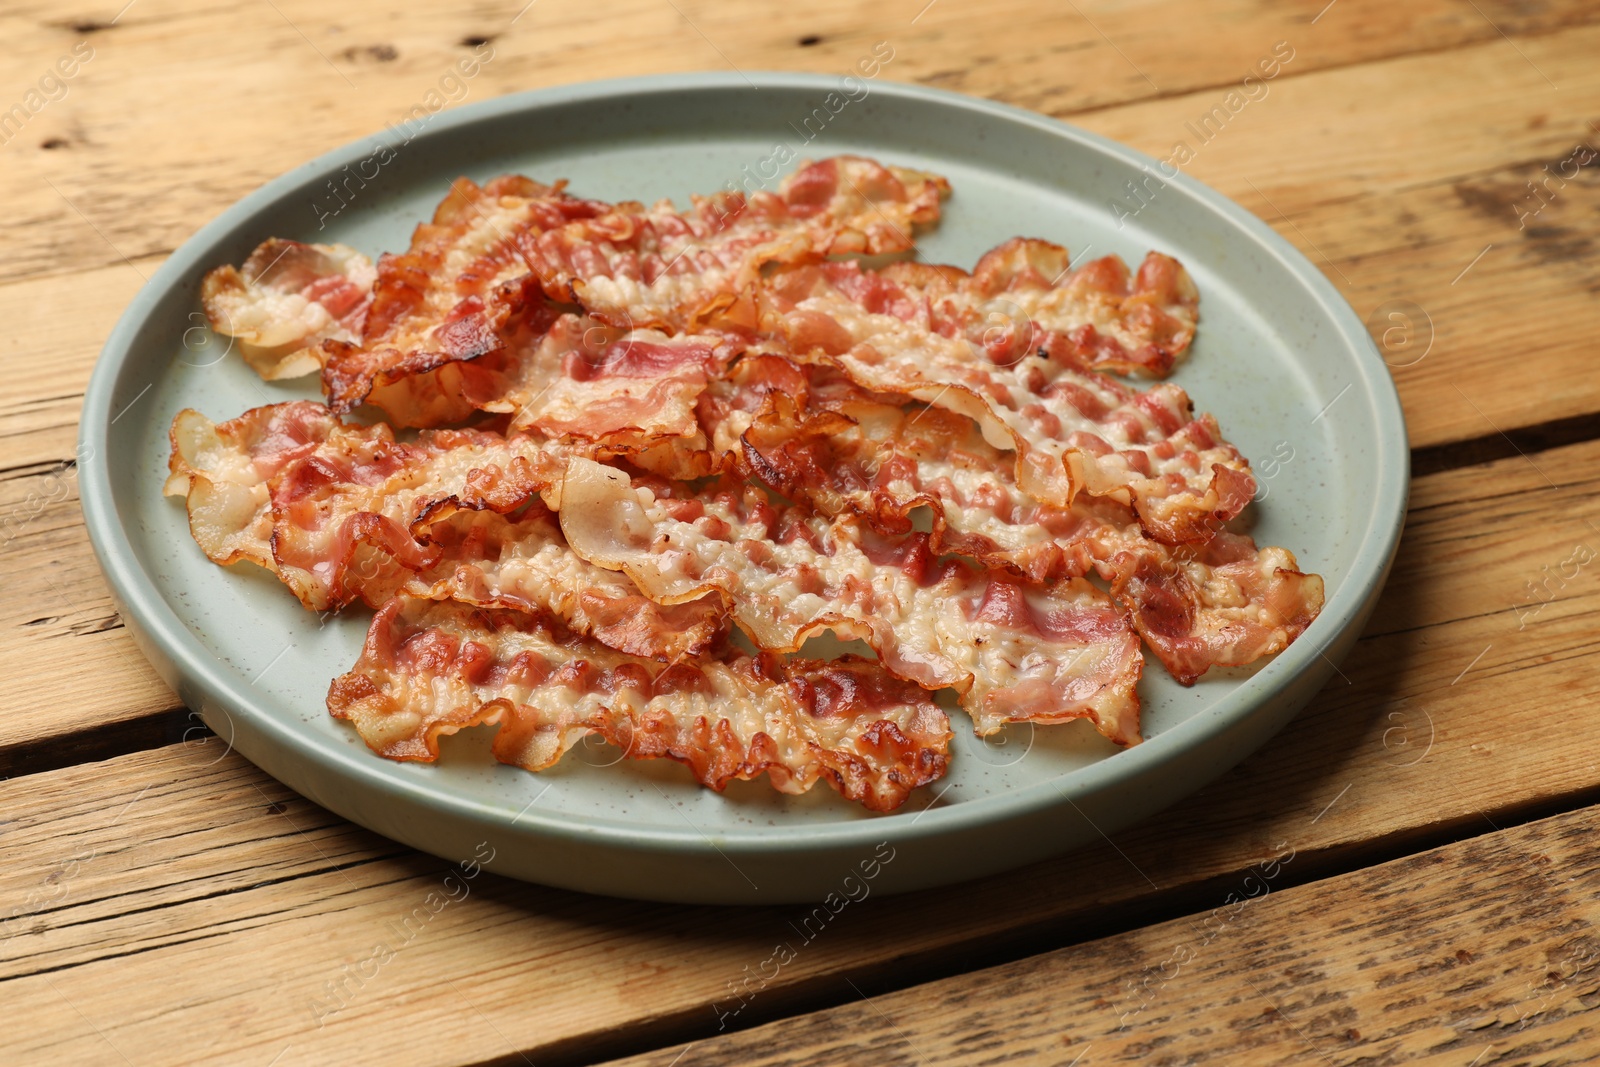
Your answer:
79;73;1407;904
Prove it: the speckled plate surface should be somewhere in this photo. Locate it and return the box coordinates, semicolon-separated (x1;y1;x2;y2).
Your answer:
79;73;1406;904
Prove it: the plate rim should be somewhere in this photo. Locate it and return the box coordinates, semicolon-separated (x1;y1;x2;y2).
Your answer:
78;70;1408;859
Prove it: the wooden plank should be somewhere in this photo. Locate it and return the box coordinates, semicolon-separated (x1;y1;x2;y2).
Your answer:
0;465;175;760
1083;23;1592;218
599;800;1600;1067
0;259;150;472
6;436;1600;1065
1270;169;1600;452
0;0;1594;285
0;261;176;761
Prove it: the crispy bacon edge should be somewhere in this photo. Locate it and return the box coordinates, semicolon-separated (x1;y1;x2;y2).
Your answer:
328;597;951;811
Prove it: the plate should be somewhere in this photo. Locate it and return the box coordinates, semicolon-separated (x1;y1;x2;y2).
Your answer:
79;73;1407;904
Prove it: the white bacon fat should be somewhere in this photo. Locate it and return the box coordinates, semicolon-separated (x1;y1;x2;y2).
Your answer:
329;597;950;811
166;400;341;570
201;240;376;380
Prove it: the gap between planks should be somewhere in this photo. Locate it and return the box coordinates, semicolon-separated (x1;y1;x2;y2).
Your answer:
593;799;1600;1067
18;738;1595;1067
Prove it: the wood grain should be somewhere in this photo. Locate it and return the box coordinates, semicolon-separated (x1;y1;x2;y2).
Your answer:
6;436;1600;1065
600;800;1600;1067
0;259;152;472
5;0;1593;284
0;259;176;760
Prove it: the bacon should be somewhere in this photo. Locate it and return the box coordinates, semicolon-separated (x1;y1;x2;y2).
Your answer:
216;158;945;430
166;404;720;659
740;383;1324;684
328;597;950;811
480;313;750;443
1107;531;1325;686
743;386;1098;578
954;239;1198;377
200;240;376;380
320;282;564;428
601;353;818;482
179;156;1328;798
167;404;723;659
765;239;1198;378
407;509;724;660
167;404;560;580
778;155;948;252
319;176;611;425
530;156;950;332
558;459;1143;744
762;259;1250;538
165;401;343;569
316;159;944;425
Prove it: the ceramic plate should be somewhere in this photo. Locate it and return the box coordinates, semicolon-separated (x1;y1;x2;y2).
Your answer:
79;73;1407;904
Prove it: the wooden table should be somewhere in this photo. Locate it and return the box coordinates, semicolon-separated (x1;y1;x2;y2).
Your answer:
5;1;1599;1062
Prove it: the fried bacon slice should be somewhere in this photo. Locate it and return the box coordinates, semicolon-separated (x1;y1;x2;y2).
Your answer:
741;383;1324;684
480;312;751;443
558;459;1143;744
530;155;950;333
319;175;611;424
197;178;597;416
312;157;945;427
763;259;1251;539
1110;528;1325;686
320;285;560;428
166;402;570;598
944;239;1198;377
200;239;376;380
165;403;722;659
328;597;950;811
778;155;949;253
165;401;342;569
812;241;1199;377
408;509;724;660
